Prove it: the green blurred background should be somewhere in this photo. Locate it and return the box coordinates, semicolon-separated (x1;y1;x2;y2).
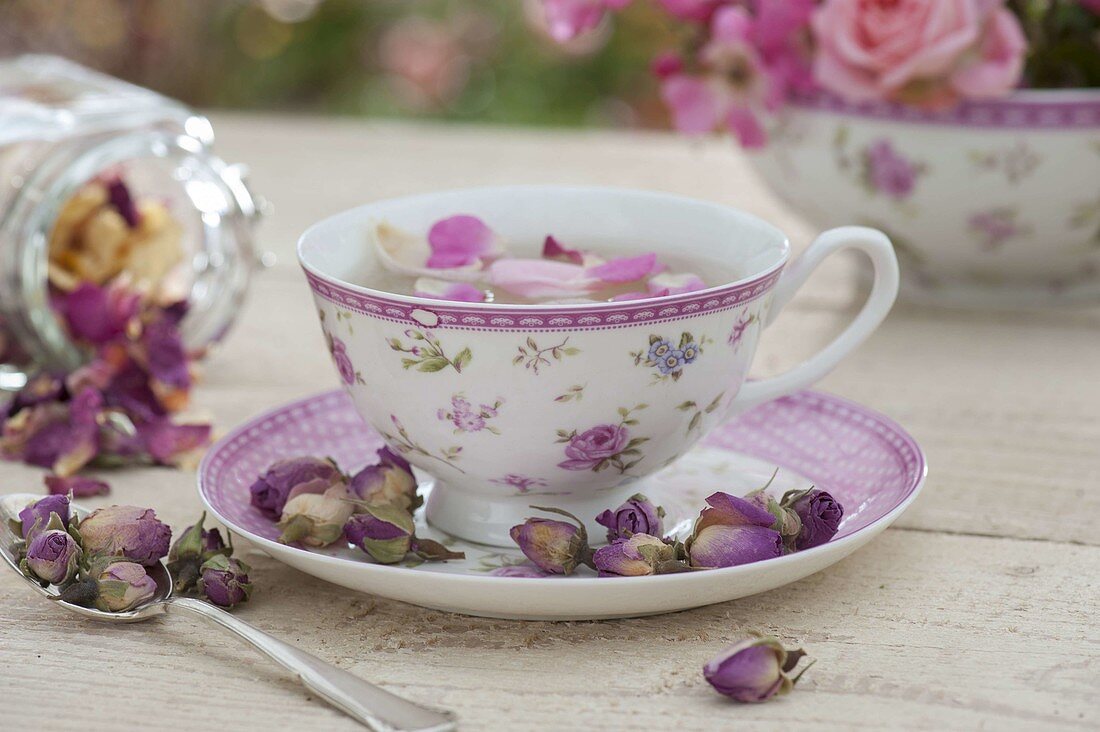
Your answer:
0;0;680;128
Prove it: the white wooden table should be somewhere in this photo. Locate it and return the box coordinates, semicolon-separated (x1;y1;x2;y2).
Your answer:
3;115;1098;730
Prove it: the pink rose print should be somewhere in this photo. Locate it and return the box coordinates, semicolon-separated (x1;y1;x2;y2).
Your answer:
557;405;649;473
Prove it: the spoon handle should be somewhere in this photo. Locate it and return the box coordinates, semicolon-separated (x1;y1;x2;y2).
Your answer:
165;597;455;732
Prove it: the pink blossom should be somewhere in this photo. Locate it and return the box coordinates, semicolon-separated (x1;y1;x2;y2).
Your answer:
541;0;631;42
659;6;777;148
811;0;1026;109
427;214;502;268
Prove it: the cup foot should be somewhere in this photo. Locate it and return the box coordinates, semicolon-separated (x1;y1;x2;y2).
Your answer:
423;477;645;548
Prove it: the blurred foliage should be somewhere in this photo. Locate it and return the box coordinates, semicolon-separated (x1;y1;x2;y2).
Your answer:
0;0;680;128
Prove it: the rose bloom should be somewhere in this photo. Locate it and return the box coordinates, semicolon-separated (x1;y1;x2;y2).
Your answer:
558;424;628;471
812;0;1027;109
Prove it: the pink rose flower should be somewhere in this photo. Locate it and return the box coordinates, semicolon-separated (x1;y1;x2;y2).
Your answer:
558;424;629;471
541;0;632;43
812;0;1027;109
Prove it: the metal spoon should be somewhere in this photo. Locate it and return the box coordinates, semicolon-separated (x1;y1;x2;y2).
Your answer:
0;493;456;732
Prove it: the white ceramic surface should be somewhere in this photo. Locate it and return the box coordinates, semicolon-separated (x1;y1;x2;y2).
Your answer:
297;187;898;545
748;91;1100;307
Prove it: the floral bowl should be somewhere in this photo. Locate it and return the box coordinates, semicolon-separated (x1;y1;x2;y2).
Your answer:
297;186;898;546
748;91;1100;307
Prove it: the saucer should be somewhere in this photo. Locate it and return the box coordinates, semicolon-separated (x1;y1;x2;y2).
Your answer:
198;389;926;620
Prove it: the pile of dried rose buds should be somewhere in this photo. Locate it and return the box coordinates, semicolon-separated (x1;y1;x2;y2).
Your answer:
373;214;708;303
507;481;844;577
0;283;209;493
0;177;209;495
249;448;464;565
14;493;251;611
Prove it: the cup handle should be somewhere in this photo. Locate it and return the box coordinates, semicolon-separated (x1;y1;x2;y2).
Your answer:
730;226;899;412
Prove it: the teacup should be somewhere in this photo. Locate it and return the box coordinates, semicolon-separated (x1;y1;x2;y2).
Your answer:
298;187;899;546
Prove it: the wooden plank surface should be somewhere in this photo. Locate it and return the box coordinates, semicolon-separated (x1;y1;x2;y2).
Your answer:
2;115;1098;730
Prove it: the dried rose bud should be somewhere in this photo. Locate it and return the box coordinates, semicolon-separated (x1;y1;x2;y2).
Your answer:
249;456;345;520
344;505;414;564
23;517;82;585
595;493;665;542
17;493;70;541
686;492;783;569
168;512;232;592
94;561;158;612
745;490;802;553
592;533;680;577
198;555;253;608
78;505;172;566
508;507;592;575
44;473;110;498
348;447;420;512
703;635;811;703
786;489;843;550
278;483;355;547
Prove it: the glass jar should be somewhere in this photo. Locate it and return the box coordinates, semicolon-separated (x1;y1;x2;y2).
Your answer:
0;55;263;390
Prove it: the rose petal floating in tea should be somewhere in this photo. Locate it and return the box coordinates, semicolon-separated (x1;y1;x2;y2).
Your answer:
412;277;487;303
585;252;662;284
488;258;599;299
542;235;584;265
648;270;706;295
426;214;504;269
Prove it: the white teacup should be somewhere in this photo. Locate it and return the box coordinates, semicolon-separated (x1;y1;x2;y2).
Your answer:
298;187;898;546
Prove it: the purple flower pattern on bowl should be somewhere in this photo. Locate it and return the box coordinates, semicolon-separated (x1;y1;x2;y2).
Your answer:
490;473;548;493
862;139;924;200
969;207;1031;251
632;333;703;383
728;312;757;352
437;394;504;435
557;404;648;474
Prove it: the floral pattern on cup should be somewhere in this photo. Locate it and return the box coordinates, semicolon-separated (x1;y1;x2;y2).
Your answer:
631;333;702;383
513;336;579;375
677;392;725;434
489;473;549;494
969;141;1040;185
437;394;504;435
557;404;648;474
833;128;925;203
379;415;464;473
728;312;757;352
387;328;472;373
319;310;363;385
969;207;1031;251
554;384;586;403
